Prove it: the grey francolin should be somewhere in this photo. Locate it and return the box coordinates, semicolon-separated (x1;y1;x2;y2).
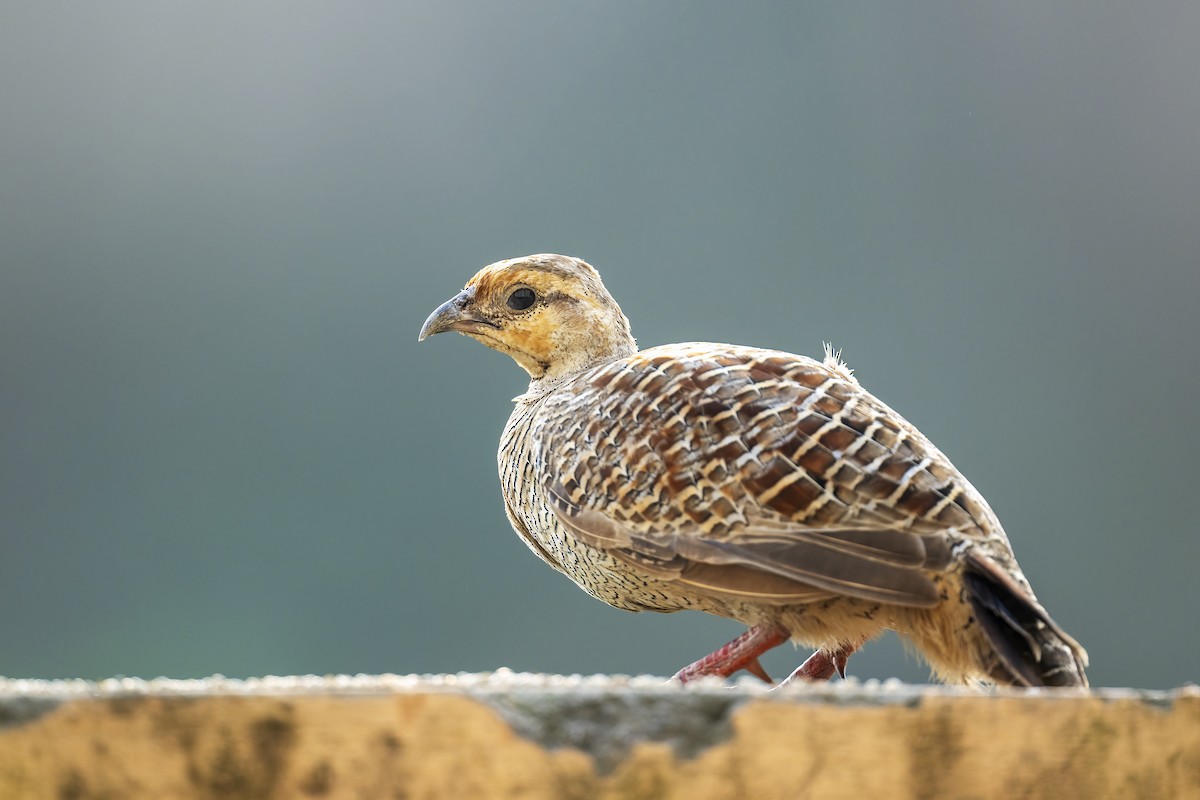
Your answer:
419;254;1089;687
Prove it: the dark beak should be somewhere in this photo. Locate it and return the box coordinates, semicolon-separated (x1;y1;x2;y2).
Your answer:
418;287;496;341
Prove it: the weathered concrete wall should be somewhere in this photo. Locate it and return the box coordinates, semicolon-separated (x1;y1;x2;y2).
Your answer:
0;673;1197;799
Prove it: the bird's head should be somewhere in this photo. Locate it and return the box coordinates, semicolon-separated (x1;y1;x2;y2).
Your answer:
419;254;637;385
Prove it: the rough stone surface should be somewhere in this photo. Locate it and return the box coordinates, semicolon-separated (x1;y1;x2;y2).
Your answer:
0;672;1197;799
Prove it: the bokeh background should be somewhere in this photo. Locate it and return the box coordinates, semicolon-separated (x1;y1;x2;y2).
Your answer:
2;2;1196;689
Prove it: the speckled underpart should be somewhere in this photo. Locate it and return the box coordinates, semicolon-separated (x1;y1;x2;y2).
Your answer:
421;254;1089;687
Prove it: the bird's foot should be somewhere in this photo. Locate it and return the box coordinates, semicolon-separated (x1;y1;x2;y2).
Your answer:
672;624;789;685
778;640;862;687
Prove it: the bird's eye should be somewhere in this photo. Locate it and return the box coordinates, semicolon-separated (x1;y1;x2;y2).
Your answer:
506;287;536;310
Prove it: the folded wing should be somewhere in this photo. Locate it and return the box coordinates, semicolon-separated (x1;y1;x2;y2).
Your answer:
536;344;977;608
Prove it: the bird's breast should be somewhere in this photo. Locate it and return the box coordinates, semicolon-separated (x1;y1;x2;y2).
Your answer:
497;399;710;614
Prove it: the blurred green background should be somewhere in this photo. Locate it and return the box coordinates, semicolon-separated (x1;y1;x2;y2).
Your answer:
2;2;1196;689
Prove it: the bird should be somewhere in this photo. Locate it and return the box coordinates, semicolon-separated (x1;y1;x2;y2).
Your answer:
418;254;1089;687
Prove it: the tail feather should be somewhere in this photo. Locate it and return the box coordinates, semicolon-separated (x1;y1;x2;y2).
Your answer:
962;552;1089;688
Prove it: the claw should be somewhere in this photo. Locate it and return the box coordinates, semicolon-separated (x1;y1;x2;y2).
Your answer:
834;651;849;680
743;657;774;685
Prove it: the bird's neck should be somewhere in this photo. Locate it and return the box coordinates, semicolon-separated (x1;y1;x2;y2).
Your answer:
518;340;638;403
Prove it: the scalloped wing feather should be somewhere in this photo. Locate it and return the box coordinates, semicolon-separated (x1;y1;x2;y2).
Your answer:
535;343;982;608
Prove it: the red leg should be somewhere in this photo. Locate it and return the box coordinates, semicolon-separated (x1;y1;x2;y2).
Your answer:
781;640;862;685
672;624;790;684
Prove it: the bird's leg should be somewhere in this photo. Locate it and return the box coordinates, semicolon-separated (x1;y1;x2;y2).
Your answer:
781;640;863;685
788;650;840;681
672;624;790;684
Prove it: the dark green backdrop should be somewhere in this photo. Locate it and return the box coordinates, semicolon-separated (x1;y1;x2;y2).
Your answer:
2;2;1196;688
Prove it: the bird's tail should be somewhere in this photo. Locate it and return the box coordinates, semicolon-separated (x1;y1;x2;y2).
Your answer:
962;552;1089;687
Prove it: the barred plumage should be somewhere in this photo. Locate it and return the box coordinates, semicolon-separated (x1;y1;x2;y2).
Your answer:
420;254;1089;687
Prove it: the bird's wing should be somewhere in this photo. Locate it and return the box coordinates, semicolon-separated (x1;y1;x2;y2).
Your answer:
534;343;986;608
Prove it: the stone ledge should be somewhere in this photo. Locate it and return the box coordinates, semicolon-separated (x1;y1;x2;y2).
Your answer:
1;673;1197;799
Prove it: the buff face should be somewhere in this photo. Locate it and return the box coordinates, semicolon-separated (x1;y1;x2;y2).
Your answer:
420;254;635;382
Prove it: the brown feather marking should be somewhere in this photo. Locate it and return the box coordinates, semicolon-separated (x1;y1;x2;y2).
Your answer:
793;370;830;389
819;426;858;453
796;447;837;477
897;488;944;518
856;473;899;500
813;395;844;416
